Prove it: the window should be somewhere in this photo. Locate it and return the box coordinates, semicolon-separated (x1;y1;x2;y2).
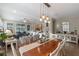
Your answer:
16;24;26;32
62;22;69;32
7;23;14;33
7;23;14;30
27;25;30;31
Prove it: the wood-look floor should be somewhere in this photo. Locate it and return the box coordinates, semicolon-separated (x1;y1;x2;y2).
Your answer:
63;42;79;56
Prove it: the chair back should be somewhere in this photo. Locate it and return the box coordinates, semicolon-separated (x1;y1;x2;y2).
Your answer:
52;34;58;39
57;34;65;40
49;42;61;56
19;36;30;45
33;35;39;41
50;39;66;56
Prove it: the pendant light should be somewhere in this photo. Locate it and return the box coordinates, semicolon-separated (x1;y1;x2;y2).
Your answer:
40;3;50;24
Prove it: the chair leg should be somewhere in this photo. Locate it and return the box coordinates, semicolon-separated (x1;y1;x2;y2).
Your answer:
61;49;65;56
58;49;65;56
60;50;63;56
60;44;65;56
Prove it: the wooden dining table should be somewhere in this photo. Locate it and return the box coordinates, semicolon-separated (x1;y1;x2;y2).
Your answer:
22;39;62;56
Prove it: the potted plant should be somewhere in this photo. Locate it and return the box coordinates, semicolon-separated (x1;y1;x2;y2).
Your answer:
0;33;7;56
0;33;7;47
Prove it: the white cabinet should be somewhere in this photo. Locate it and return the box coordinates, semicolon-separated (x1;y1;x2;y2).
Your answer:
50;33;78;44
65;34;78;44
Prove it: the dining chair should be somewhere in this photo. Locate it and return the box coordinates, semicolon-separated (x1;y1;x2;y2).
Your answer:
32;35;38;42
19;37;22;44
51;34;58;39
59;38;66;55
19;37;27;47
29;36;34;43
25;37;30;44
49;42;61;56
49;39;66;56
11;43;17;56
65;34;71;42
57;34;64;39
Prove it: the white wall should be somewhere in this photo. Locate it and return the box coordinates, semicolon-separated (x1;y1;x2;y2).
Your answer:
56;16;79;33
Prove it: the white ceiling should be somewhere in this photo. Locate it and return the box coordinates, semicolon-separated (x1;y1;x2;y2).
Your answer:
0;3;79;22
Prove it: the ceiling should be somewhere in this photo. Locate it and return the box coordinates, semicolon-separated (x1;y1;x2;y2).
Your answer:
0;3;79;22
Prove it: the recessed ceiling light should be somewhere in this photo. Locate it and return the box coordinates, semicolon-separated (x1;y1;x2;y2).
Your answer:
13;10;16;13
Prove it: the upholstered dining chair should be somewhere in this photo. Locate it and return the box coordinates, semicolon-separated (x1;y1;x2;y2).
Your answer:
57;34;65;40
49;42;61;56
51;34;58;39
11;43;17;56
19;37;26;45
32;35;39;42
25;36;30;44
49;39;66;56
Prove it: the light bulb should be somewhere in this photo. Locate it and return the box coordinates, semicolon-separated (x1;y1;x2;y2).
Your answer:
40;18;43;21
48;21;50;24
42;16;45;19
46;16;49;20
44;20;47;23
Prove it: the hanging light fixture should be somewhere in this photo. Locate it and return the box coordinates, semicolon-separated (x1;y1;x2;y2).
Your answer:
42;16;45;19
40;3;50;24
44;20;47;23
40;18;43;21
40;3;45;21
46;16;49;20
48;21;50;24
40;3;42;22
